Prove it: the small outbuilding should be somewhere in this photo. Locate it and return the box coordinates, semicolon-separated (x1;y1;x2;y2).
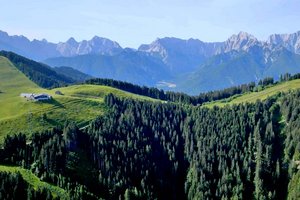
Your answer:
55;90;63;95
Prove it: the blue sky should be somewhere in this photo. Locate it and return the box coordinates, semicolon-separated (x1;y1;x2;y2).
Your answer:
1;0;300;48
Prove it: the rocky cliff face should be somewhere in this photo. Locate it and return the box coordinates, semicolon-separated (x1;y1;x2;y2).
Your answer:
217;31;261;53
267;31;300;54
56;36;122;57
2;29;300;62
138;37;222;73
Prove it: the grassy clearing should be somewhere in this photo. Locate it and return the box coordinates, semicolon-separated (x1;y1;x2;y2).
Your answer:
203;79;300;108
0;165;69;199
56;84;156;101
288;170;300;200
0;56;157;142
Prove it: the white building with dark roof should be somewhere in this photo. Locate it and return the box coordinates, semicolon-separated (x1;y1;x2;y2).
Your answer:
20;93;52;101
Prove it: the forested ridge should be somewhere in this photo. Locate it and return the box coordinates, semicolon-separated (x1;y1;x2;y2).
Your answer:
86;73;300;105
0;87;299;199
0;171;50;199
0;51;74;88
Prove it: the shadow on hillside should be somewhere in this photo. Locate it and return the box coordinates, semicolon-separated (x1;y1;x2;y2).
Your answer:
45;118;60;126
48;99;65;108
34;98;65;108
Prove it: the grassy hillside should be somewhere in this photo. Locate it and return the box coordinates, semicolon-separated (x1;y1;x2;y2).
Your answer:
288;170;300;200
0;51;74;88
0;56;41;118
0;165;69;199
204;79;300;107
0;56;156;143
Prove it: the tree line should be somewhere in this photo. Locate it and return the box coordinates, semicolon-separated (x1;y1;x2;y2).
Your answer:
86;73;300;105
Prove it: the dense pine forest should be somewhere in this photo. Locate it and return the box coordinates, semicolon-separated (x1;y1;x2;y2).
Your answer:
1;83;300;199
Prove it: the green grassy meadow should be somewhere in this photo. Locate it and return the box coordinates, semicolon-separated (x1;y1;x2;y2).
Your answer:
0;56;156;142
203;79;300;108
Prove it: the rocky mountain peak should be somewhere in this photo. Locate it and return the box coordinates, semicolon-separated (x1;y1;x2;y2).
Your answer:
237;31;257;40
66;37;78;46
90;36;121;49
0;30;9;38
138;38;168;58
90;36;106;44
219;31;259;53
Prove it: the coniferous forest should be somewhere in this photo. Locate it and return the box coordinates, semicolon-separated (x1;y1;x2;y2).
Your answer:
1;88;300;199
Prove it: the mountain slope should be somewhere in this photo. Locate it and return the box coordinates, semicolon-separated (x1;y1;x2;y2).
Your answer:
178;46;300;94
0;56;157;142
0;51;74;88
139;37;222;74
44;49;172;86
204;78;300;107
0;56;40;118
264;48;300;77
267;30;300;54
53;66;93;82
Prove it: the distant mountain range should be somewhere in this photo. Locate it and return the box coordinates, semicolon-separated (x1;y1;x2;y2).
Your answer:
0;30;122;60
1;30;300;94
45;49;171;86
